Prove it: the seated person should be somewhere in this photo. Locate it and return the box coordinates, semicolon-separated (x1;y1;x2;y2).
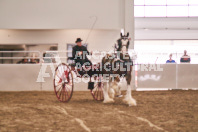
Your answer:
180;50;191;63
166;53;176;63
17;58;28;64
30;58;37;64
72;38;92;69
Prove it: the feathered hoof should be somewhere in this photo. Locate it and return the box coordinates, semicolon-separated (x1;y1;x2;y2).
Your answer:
108;89;115;99
123;97;137;107
103;98;114;103
109;93;115;99
116;95;123;98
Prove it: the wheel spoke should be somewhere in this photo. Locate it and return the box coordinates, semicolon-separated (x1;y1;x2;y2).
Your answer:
55;81;61;86
96;86;99;100
65;85;70;98
66;85;71;93
55;71;62;79
58;66;63;78
59;87;63;99
63;88;67;101
100;90;102;100
61;88;64;101
56;85;62;93
90;77;104;101
99;88;102;100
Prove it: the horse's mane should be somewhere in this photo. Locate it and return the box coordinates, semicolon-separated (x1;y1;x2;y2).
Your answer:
117;39;121;51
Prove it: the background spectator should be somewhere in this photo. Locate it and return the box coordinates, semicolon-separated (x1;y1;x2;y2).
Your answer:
180;50;191;63
17;57;28;64
166;53;176;63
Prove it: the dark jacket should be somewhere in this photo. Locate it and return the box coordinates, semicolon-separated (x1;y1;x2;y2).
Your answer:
72;45;90;60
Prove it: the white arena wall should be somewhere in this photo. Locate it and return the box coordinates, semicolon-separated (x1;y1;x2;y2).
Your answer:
0;29;124;51
137;64;198;90
0;0;124;30
0;64;197;91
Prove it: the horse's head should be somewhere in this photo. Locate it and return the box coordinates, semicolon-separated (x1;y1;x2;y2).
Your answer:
117;32;130;53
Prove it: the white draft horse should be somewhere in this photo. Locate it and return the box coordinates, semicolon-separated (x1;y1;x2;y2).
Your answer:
101;33;137;106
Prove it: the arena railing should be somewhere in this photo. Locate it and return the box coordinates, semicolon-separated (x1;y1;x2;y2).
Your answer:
0;51;41;64
41;50;115;64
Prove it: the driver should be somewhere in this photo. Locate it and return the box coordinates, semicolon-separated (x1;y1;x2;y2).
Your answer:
72;38;92;68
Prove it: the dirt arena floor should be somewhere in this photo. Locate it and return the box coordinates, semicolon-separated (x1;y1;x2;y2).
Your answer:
0;90;197;132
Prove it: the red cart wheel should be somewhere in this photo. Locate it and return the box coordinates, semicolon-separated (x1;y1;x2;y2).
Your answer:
54;63;73;102
91;77;104;101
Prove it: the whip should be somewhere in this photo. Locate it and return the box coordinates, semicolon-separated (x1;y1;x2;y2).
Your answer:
84;16;98;44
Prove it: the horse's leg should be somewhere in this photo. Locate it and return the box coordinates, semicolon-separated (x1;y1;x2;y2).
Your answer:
116;81;123;97
113;76;122;97
103;81;114;103
109;76;122;98
123;69;137;106
108;78;115;99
